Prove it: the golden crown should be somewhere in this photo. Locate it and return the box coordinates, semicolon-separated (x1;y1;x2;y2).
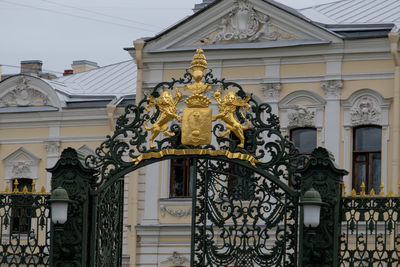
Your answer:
184;94;211;108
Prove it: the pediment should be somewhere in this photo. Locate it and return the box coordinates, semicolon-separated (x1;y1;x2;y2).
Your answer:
145;0;342;53
0;75;61;108
3;147;41;180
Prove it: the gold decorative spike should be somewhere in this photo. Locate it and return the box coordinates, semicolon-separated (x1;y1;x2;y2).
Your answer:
369;188;375;196
184;48;212;95
398;183;400;196
144;88;182;149
388;189;394;197
212;90;251;148
351;189;357;196
31;180;36;193
379;182;384;196
40;186;46;194
13;179;19;193
360;182;366;196
342;183;346;196
22;186;28;194
5;186;10;193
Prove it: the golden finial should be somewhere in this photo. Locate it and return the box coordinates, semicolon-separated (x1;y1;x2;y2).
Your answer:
31;180;36;193
369;188;375;196
22;186;28;194
13;179;19;193
379;182;384;196
388;189;394;197
40;186;46;194
5;186;10;193
351;189;357;196
360;182;366;196
342;183;346;196
190;48;207;71
398;182;400;196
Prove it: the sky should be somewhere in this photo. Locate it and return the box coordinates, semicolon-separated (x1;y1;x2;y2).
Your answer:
0;0;337;76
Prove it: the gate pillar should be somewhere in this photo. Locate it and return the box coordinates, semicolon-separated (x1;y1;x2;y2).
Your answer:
47;148;95;266
298;147;348;267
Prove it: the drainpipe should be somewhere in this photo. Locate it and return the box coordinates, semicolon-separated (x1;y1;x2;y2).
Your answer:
389;32;400;193
134;40;146;105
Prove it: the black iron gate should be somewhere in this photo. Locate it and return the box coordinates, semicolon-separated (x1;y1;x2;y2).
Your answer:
191;158;298;266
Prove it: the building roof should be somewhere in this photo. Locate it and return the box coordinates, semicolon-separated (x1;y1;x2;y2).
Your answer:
299;0;400;26
51;60;136;98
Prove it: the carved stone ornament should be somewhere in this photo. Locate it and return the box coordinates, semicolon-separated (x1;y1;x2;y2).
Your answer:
262;83;280;102
167;251;189;265
321;80;343;100
350;96;381;126
212;0;296;43
287;104;315;128
0;77;49;107
160;204;191;217
44;141;60;156
12;161;32;177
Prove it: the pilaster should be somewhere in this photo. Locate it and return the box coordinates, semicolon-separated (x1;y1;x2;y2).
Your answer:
44;140;60;191
321;80;343;162
261;82;280;115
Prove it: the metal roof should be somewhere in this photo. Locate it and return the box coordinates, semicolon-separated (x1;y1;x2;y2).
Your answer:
50;60;136;99
299;0;400;25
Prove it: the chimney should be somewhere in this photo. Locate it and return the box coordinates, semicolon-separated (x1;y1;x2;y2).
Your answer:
63;69;74;76
71;60;98;74
193;0;215;12
20;60;43;75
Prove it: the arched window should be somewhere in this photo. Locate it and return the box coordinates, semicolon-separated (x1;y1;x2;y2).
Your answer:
353;126;381;194
290;128;317;154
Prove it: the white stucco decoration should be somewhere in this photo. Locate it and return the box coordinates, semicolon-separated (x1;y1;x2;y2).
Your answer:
167;252;188;265
3;147;41;180
279;90;326;132
343;89;391;127
0;75;62;108
212;0;295;43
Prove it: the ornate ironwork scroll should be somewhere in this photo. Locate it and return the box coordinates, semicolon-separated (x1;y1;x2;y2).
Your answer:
340;196;400;266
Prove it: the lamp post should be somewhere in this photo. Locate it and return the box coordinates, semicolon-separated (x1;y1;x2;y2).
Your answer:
300;187;325;228
48;186;71;224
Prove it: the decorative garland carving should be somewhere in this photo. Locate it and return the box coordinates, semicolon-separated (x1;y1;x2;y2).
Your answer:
262;83;281;102
0;77;49;107
167;251;188;265
321;80;343;100
350;96;381;126
160;204;191;217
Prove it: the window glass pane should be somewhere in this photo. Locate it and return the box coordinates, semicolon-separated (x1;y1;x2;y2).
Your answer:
354;162;366;193
291;128;317;153
372;153;381;193
355;127;381;151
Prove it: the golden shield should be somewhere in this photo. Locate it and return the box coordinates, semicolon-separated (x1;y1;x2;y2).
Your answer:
182;107;212;146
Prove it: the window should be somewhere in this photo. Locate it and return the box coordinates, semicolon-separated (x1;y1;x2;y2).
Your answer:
11;178;33;234
290;128;317;154
170;158;192;198
353;126;381;194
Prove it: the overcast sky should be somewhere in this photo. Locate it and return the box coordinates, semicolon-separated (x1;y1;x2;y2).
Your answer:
0;0;336;76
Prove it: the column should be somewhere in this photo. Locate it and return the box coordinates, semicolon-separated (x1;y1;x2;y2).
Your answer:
142;163;160;224
321;80;343;163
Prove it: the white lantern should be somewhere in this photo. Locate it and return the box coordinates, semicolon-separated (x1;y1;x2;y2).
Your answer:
49;187;71;225
301;187;325;228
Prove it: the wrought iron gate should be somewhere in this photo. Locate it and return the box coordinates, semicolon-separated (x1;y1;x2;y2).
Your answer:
191;158;298;266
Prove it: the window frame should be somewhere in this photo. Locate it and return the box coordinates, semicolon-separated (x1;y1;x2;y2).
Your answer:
11;178;33;234
289;127;317;155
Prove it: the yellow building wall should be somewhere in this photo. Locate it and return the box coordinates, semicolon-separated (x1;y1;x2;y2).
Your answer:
0;127;49;138
60;125;109;137
222;65;265;78
342;60;394;74
281;62;326;76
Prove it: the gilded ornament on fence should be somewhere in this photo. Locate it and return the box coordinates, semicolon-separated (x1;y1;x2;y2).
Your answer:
145;88;182;148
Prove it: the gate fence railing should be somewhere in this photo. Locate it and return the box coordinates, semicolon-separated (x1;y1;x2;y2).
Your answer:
340;183;400;266
0;180;50;266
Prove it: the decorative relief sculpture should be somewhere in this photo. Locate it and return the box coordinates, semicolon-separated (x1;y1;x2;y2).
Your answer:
212;0;296;43
12;161;32;177
0;77;49;107
167;251;189;265
350;96;381;126
287;105;315;128
160;205;191;217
